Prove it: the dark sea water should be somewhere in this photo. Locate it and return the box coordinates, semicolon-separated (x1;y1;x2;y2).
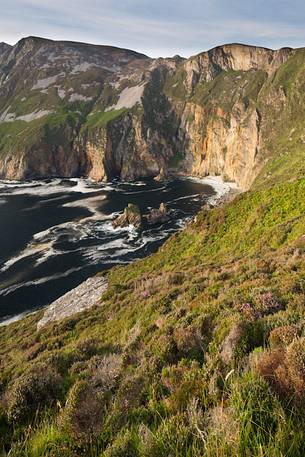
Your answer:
0;177;222;324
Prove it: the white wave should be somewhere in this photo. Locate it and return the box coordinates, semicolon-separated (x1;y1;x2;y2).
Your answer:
0;266;84;297
33;221;75;242
68;178;106;194
0;310;37;327
181;175;239;205
62;194;107;218
82;231;157;262
1;208;124;274
34;246;61;266
170;193;201;203
102;220;138;236
101;185;116;191
32;207;109;244
0;179;43;188
0;178;106;197
102;259;130;265
26;195;68;207
1;222;77;273
84;245;139;262
0;242;52;272
184;175;238;193
117;181;146;187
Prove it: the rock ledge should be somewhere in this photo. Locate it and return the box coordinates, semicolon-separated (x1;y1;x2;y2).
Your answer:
37;276;108;329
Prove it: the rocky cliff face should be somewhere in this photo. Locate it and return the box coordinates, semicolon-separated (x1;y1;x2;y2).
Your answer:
0;42;12;57
0;37;302;189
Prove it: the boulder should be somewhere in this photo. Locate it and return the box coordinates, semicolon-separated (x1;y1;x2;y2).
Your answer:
154;167;169;182
146;202;169;225
113;203;142;229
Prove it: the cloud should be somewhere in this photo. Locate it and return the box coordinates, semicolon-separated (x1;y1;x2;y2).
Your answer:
1;0;305;57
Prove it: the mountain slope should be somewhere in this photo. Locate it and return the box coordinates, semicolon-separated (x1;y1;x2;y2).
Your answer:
0;36;152;181
0;174;304;456
0;38;304;189
0;43;11;56
0;38;304;457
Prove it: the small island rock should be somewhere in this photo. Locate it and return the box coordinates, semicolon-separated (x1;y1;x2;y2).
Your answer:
146;202;169;225
113;203;142;229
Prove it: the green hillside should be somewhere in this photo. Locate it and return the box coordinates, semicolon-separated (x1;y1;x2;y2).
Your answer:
0;169;304;456
0;39;304;457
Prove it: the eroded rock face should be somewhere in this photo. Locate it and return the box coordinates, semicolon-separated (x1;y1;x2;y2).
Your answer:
180;101;260;189
112;203;142;229
84;139;108;182
154;167;169;182
183;44;294;92
0;37;299;188
0;42;12;57
146;203;169;225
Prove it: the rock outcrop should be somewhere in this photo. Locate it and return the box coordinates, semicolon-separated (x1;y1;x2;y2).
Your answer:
0;37;301;189
37;276;108;329
0;42;11;56
146;203;169;225
112;203;142;229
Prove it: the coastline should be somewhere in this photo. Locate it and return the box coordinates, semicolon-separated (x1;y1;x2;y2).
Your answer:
184;175;240;205
0;175;240;328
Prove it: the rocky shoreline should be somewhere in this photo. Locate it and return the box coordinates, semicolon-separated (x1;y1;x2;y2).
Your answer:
0;176;239;329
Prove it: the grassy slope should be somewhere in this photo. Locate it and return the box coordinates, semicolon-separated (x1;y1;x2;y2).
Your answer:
0;175;304;456
0;65;120;160
0;111;83;159
83;109;127;130
0;53;305;457
254;49;305;188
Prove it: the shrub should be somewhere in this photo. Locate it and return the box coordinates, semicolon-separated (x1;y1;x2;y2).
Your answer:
138;415;192;457
256;348;284;390
0;407;9;448
60;380;104;441
161;360;203;412
23;421;70;457
5;364;62;422
204;406;240;455
167;272;185;286
256;337;305;406
256;292;283;316
36;349;73;375
89;353;122;392
74;338;102;361
102;428;139;457
151;333;178;366
285;337;305;402
173;324;203;361
220;322;247;365
26;342;47;361
239;302;258;321
269;325;300;348
112;374;146;420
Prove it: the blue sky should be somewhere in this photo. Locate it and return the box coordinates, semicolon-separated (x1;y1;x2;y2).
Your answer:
1;0;305;57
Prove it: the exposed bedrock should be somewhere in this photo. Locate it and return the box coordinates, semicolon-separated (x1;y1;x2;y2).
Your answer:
0;37;298;189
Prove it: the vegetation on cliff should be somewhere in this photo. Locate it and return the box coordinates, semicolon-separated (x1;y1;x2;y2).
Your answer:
0;165;304;456
0;38;304;457
1;38;305;187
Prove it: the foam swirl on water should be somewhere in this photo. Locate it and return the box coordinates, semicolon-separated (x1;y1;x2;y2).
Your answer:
0;176;235;324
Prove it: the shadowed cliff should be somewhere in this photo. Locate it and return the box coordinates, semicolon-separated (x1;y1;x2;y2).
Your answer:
1;38;304;189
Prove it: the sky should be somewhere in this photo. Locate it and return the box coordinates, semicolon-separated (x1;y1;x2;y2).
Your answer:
1;0;305;57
